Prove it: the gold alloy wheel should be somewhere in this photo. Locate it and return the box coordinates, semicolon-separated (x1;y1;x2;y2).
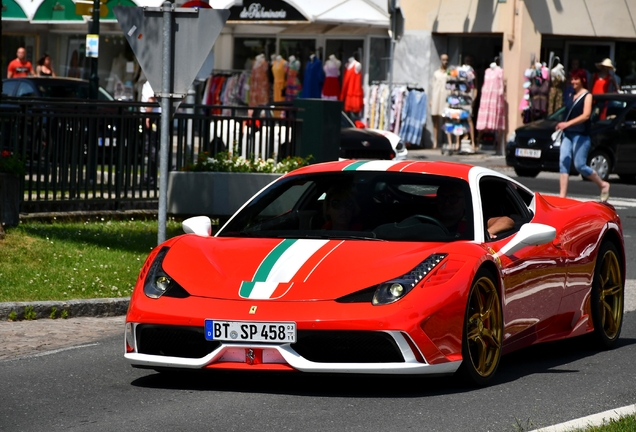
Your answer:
597;249;623;340
466;276;503;378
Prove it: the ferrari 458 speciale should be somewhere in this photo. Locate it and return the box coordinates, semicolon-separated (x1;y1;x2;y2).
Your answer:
125;160;625;385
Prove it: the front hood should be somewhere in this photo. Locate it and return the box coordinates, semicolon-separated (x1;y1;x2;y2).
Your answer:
162;236;452;301
515;120;556;137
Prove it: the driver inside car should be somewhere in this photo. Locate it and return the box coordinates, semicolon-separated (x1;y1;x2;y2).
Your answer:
322;185;363;231
436;183;514;239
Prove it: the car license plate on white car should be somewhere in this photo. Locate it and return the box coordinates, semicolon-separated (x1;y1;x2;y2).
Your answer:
515;148;541;158
204;320;296;343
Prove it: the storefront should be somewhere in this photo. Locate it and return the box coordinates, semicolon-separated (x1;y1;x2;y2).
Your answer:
3;0;391;104
388;0;636;149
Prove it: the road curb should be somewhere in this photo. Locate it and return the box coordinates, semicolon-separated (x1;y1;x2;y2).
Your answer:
0;298;129;321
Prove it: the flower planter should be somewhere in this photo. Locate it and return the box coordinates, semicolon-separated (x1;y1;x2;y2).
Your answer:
0;173;21;227
167;171;283;217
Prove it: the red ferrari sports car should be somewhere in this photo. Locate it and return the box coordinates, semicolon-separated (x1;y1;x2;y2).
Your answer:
125;160;625;385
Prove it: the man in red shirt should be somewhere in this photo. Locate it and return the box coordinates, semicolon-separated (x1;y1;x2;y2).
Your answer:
7;47;34;78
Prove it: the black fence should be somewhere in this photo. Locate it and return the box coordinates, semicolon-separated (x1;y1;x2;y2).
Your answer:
0;99;302;212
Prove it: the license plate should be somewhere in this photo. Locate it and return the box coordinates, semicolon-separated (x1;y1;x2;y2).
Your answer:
204;320;296;343
515;148;541;158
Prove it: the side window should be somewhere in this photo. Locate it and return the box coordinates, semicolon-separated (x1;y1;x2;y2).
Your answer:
479;177;531;241
16;82;36;98
2;80;18;96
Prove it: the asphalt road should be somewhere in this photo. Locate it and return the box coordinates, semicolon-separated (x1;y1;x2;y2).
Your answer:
1;149;635;432
0;311;634;432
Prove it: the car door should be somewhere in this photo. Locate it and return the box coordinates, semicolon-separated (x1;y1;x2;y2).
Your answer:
613;103;636;172
479;177;565;344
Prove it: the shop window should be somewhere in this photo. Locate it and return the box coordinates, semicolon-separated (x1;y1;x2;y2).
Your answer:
233;38;276;71
279;39;316;83
325;39;364;80
369;38;390;82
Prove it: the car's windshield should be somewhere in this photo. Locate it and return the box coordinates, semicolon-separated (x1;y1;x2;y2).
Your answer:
547;106;565;121
218;172;474;242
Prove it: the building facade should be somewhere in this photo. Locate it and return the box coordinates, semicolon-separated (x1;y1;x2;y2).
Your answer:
2;0;392;100
395;0;636;147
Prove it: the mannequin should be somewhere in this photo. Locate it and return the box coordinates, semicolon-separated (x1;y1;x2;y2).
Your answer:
340;55;364;113
322;54;341;100
272;54;287;104
476;58;506;149
285;55;302;101
429;53;449;149
302;52;324;98
250;54;270;106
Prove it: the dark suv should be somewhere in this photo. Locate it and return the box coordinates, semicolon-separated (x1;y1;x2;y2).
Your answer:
2;77;114;100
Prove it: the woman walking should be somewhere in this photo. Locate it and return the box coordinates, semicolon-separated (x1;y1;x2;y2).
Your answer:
556;69;610;201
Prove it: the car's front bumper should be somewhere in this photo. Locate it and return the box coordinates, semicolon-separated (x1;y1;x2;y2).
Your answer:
125;323;461;375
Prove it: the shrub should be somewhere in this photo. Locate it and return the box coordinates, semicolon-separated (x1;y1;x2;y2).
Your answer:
182;151;312;174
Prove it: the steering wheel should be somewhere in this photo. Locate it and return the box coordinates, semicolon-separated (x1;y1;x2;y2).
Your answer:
402;215;450;236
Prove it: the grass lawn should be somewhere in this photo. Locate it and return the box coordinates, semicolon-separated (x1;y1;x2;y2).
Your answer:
0;218;183;302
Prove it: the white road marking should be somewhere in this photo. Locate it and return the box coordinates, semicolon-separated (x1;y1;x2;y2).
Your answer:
4;343;100;362
529;404;636;432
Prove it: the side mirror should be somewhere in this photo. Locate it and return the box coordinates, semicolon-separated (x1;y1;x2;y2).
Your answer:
354;120;366;129
498;223;556;256
182;216;212;237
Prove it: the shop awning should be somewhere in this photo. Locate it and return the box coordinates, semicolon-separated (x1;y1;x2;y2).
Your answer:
217;0;389;27
1;0;28;20
101;0;137;21
289;0;389;27
32;0;84;22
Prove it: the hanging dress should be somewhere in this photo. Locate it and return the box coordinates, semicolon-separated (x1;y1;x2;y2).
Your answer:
340;61;364;113
476;66;506;131
429;69;449;116
302;57;324;99
272;58;287;103
249;58;270;106
322;59;341;100
285;59;302;101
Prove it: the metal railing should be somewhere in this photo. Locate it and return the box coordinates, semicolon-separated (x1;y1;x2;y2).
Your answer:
0;99;302;212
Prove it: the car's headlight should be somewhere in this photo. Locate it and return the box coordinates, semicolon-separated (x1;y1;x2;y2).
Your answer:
396;140;405;151
143;247;189;299
372;253;448;305
507;132;516;145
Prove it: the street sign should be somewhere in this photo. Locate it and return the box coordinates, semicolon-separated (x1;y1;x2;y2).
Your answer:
114;5;230;245
113;6;229;110
75;0;108;17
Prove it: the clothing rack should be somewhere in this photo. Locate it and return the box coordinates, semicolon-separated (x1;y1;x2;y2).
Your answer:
211;69;251;76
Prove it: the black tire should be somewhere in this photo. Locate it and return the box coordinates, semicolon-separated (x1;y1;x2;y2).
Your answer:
514;167;540;178
457;268;503;386
590;241;624;349
587;151;611;181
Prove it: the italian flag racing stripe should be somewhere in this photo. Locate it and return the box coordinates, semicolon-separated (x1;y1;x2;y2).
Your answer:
239;239;330;299
342;160;403;171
